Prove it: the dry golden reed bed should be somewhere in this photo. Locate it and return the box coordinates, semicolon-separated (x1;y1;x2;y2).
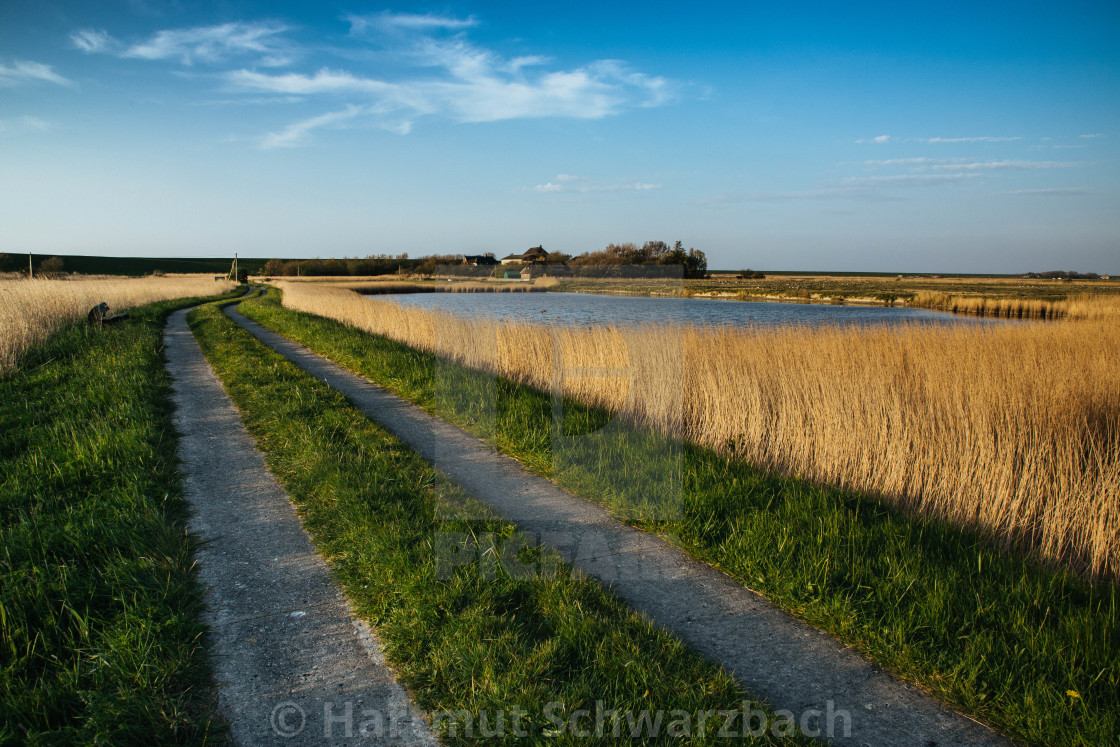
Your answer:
276;281;1120;580
0;275;237;374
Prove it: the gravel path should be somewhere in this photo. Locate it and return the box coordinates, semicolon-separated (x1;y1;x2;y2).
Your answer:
165;307;437;746
225;302;1007;747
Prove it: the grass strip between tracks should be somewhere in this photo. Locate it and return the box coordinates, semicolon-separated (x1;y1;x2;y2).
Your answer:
187;297;806;745
0;287;244;745
237;286;1119;746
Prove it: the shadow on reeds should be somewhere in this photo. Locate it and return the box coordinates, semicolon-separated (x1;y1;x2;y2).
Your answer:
432;361;685;523
911;291;1071;319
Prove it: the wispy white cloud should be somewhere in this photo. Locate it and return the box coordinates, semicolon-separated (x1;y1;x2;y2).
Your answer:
503;55;551;73
193;95;305;107
522;174;662;194
346;12;479;35
227;22;675;141
227;68;393;95
864;157;1083;171
1031;143;1085;150
128;22;290;64
70;28;118;54
438;60;670;122
859;134;1027;146
1001;187;1087;196
864;157;936;166
917;135;1021;144
929;159;1080;171
584;181;662;193
77;13;678;145
0;60;73;87
75;21;292;66
841;173;981;188
259;105;366;148
1079;133;1105;139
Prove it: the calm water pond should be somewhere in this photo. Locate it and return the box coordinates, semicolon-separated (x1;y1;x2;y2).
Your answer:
372;291;979;328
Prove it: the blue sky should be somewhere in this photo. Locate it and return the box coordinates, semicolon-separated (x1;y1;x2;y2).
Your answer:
1;1;1117;272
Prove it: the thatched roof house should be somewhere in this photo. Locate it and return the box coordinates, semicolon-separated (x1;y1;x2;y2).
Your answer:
500;245;548;265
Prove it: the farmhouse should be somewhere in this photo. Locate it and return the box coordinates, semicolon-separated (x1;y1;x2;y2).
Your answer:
500;245;548;265
462;254;498;266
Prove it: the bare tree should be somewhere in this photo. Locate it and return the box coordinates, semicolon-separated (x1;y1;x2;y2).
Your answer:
39;256;65;278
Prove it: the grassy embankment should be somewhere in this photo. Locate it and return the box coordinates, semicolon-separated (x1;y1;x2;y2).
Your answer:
238;285;1119;746
0;288;242;744
187;298;805;745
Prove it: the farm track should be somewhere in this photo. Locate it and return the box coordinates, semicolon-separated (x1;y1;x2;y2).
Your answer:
164;306;436;746
223;300;1008;747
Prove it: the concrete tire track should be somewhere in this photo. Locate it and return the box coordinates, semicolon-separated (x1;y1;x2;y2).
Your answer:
165;306;437;746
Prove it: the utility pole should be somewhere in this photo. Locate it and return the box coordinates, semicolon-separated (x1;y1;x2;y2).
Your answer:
234;252;238;283
28;252;33;279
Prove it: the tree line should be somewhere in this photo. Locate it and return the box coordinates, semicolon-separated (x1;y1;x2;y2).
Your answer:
260;254;417;277
567;241;708;279
258;241;708;278
0;242;709;280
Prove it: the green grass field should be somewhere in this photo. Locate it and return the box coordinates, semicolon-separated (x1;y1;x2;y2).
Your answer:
0;289;242;744
237;286;1120;746
187;297;804;745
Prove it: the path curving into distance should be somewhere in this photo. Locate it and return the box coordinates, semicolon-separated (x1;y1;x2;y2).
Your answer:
164;306;436;746
224;300;1008;747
